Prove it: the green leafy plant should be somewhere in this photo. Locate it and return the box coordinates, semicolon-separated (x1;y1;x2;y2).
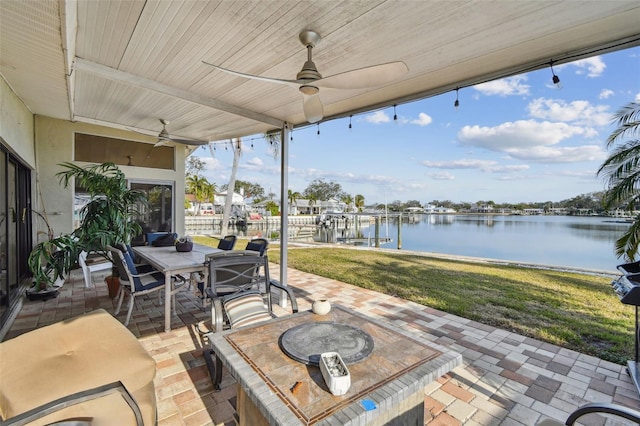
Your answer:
27;162;147;291
598;102;640;260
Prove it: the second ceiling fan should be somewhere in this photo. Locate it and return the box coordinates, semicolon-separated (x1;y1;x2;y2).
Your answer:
152;119;209;147
203;30;408;123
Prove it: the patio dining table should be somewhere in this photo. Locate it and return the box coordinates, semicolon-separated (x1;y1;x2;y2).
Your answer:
210;304;462;425
133;243;221;332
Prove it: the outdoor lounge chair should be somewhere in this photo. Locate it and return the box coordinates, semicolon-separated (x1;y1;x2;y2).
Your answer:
0;309;156;425
201;253;298;390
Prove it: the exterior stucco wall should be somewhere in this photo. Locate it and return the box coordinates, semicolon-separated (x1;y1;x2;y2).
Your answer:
0;76;35;167
34;116;186;236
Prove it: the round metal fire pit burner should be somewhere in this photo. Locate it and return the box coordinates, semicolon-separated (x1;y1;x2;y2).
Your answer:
279;322;374;365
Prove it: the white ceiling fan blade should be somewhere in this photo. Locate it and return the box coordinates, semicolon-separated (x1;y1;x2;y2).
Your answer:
154;138;208;148
303;93;323;123
171;138;209;146
316;62;408;90
202;61;303;88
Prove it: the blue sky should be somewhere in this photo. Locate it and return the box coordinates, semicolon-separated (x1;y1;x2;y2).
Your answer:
193;47;640;206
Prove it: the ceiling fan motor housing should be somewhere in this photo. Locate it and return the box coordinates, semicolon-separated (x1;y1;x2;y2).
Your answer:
297;60;322;81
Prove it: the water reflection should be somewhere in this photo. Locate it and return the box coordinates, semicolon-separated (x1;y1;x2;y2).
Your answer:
377;214;629;271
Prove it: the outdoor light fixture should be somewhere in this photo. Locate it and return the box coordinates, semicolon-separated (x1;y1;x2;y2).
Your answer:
299;85;319;96
317;123;320;136
550;62;561;88
393;104;398;121
454;87;460;109
349;115;352;130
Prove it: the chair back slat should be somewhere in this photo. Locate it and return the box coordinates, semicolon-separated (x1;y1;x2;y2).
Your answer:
206;251;264;298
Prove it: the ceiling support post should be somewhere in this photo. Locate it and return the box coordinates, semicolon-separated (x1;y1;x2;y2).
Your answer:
279;123;290;307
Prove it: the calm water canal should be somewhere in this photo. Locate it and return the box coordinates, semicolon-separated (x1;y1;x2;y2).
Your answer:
371;214;629;273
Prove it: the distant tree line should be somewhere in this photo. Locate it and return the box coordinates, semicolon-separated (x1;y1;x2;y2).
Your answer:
186;159;611;215
425;192;607;214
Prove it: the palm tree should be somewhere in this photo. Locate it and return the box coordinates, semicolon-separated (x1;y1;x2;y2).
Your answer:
355;194;365;212
288;189;301;215
186;175;213;215
342;194;353;213
597;101;640;260
202;181;216;205
307;194;317;215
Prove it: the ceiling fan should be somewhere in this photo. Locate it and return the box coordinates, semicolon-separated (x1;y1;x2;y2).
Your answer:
202;30;408;123
151;119;209;147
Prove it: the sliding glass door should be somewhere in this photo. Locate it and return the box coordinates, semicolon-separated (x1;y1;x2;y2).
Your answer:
130;181;174;245
0;145;32;328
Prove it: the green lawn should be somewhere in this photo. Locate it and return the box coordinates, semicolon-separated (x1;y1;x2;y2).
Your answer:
193;236;633;364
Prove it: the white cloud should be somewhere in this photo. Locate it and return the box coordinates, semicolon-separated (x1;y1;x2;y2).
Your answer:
240;157;266;171
458;120;593;150
411;112;432;126
364;111;390;124
527;98;610;127
505;145;607;163
599;89;614;99
473;75;530;96
571;56;606;77
636;92;640;102
429;172;455;180
457;120;607;163
422;159;497;169
200;156;222;169
422;159;529;173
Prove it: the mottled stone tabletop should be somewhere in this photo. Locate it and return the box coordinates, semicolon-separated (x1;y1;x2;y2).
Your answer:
212;304;462;425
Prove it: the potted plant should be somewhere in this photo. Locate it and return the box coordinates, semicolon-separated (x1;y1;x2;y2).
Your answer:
27;162;147;300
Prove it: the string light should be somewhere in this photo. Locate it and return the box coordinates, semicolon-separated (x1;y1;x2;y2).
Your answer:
393;104;398;121
550;61;561;88
454;87;460;110
349;114;352;130
317;123;320;136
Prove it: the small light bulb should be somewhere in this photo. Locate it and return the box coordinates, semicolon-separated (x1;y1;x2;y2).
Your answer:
550;62;562;89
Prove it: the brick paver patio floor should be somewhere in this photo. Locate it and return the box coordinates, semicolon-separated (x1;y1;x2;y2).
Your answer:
4;261;639;425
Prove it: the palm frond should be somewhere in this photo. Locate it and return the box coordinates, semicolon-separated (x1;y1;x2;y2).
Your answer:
606;102;640;147
601;102;640;260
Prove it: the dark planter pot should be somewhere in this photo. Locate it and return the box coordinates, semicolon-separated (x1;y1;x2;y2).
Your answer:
25;287;60;301
105;276;120;299
176;242;193;252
